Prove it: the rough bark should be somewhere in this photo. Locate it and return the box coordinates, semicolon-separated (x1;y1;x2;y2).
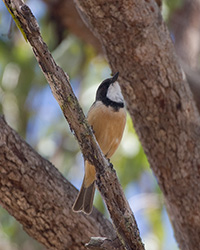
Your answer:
0;116;117;250
2;1;144;249
74;1;200;250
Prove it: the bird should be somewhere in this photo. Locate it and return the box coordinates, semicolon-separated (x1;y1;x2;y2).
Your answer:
72;72;126;214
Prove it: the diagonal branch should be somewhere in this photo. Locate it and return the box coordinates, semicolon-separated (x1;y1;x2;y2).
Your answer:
2;0;144;249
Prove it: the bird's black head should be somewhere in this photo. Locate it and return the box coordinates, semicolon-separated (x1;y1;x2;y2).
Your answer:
95;72;124;110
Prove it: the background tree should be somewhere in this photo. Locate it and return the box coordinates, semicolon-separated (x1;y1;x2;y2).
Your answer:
0;0;200;249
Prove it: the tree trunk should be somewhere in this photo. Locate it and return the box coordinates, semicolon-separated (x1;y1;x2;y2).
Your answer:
74;1;200;249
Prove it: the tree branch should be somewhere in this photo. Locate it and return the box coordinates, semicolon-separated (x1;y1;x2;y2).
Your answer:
0;116;118;250
74;0;200;249
2;0;144;249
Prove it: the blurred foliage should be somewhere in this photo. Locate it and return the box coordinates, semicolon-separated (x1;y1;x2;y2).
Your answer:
162;0;183;21
0;0;183;249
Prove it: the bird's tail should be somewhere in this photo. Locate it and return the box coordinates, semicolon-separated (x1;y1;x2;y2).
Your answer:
72;178;95;214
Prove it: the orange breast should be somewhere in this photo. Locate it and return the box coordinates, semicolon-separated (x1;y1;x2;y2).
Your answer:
87;101;126;158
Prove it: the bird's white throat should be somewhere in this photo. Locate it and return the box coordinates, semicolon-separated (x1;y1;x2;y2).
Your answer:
106;82;124;103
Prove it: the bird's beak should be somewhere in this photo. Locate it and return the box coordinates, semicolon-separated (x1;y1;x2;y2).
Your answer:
111;72;119;84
